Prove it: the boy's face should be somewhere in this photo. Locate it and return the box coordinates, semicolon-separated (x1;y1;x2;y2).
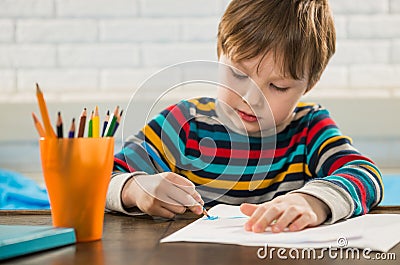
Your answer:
217;53;309;133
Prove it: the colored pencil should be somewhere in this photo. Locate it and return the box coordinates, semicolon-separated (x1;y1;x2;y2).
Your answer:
101;110;110;137
35;83;56;138
88;111;94;138
32;112;46;138
105;106;119;137
56;111;63;138
140;141;210;218
92;106;100;138
112;109;123;136
68;118;76;138
77;108;87;138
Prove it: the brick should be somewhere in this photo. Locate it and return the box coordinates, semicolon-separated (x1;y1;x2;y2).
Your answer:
17;19;97;43
58;44;140;67
330;0;389;14
0;0;53;17
314;66;348;90
101;68;159;90
391;40;400;63
330;41;390;65
140;0;220;17
0;20;13;42
333;16;347;39
100;19;179;42
0;70;15;92
142;43;217;67
390;0;400;13
348;15;400;38
0;45;55;67
56;0;138;17
181;18;219;41
349;65;400;88
18;69;98;91
101;67;182;95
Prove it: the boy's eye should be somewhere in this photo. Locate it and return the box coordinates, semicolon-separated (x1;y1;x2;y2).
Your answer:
270;83;290;93
230;67;248;80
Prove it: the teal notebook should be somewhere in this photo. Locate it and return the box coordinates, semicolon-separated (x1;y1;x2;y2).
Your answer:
0;225;76;260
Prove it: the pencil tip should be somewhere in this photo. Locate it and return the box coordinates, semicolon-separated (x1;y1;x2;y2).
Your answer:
35;83;41;93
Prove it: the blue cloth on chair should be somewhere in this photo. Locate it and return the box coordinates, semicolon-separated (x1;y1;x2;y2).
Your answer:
0;169;50;209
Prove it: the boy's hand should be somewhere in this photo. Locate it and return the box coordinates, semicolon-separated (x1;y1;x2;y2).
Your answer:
121;172;204;219
240;193;330;233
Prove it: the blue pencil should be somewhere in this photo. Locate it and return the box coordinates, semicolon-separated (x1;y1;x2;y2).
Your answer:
140;141;210;217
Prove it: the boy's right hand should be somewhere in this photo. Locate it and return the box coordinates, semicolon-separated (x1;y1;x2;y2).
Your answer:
121;172;204;218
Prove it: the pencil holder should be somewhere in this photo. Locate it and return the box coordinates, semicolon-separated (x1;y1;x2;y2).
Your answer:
39;137;114;242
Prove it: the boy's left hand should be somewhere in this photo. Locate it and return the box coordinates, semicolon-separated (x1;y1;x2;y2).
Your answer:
240;193;330;233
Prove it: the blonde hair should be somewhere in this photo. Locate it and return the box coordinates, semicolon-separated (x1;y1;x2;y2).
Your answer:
217;0;336;89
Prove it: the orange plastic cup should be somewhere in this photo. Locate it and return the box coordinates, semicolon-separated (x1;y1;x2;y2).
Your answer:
39;137;114;242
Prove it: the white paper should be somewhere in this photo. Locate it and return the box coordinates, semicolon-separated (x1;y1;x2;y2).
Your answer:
161;204;400;252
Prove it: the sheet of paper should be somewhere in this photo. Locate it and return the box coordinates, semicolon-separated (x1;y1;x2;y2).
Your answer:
161;204;400;252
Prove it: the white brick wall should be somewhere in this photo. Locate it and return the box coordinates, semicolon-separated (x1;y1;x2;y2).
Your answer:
0;20;13;42
0;0;399;101
0;70;15;92
17;20;98;43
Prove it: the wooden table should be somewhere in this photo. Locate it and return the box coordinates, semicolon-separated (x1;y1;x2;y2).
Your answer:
1;206;399;265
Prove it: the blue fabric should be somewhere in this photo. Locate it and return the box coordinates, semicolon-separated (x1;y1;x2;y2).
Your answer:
0;169;50;210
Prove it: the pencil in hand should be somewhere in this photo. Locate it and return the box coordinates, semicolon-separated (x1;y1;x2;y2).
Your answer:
77;108;87;138
36;83;56;138
56;111;63;138
32;112;46;138
68;118;76;138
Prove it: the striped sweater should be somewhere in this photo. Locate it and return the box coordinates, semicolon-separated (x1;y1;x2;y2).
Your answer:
107;97;383;222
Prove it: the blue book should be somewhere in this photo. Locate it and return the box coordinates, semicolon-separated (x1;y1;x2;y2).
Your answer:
0;225;76;260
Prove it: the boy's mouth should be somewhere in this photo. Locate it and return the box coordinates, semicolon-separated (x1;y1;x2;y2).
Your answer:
237;109;258;122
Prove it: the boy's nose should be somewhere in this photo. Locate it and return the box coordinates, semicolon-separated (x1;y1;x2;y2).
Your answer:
242;86;263;107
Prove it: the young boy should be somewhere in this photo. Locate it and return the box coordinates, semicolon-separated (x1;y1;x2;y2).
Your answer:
106;0;383;233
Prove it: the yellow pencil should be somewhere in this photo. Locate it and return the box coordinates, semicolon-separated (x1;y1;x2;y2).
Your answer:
92;106;100;138
35;83;56;138
31;112;46;138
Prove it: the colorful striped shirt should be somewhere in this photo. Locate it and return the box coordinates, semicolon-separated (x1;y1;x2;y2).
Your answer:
108;97;383;222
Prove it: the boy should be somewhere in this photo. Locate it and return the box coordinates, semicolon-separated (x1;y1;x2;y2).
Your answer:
106;0;383;233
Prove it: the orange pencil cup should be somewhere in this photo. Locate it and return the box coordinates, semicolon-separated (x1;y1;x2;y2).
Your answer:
39;137;114;242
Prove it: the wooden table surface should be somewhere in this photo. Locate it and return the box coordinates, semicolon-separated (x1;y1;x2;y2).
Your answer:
1;206;399;265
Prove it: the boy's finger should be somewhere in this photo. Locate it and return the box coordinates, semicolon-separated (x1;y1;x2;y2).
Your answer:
163;172;196;192
187;204;204;215
251;206;282;233
164;185;203;213
289;214;312;232
244;204;269;231
272;208;301;233
240;203;258;216
160;202;187;215
147;205;176;219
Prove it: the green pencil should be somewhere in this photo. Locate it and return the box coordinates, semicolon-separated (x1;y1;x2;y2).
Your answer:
88;111;94;138
105;106;119;137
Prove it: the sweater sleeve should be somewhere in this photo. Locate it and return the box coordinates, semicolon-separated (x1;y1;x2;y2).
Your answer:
293;105;383;223
105;101;192;213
